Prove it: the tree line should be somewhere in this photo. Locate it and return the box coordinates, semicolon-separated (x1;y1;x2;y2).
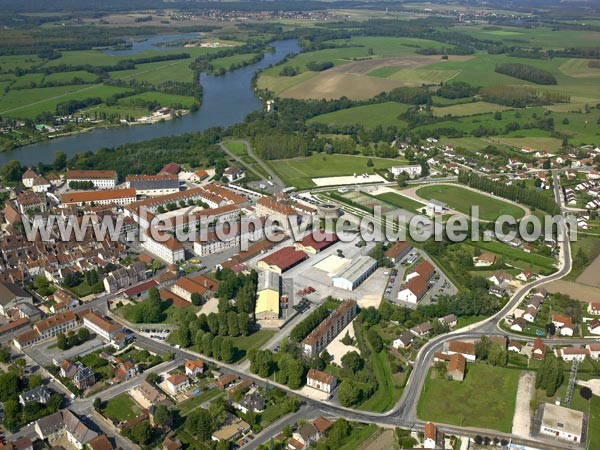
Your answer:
495;63;557;85
458;170;560;215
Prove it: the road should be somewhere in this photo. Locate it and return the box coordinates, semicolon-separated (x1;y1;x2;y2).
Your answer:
16;169;586;450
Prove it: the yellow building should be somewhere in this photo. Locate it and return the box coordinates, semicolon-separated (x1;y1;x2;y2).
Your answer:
255;271;281;320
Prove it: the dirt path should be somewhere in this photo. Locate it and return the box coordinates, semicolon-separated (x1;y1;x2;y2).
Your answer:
512;371;535;438
359;428;397;450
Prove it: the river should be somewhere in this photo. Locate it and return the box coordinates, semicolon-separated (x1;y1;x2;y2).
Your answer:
0;39;299;167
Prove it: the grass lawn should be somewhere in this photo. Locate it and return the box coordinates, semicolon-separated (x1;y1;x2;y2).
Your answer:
178;389;222;416
417;364;520;432
338;424;379;450
308;102;409;129
455;315;487;329
358;350;403;413
415;184;526;221
589;395;600;449
101;394;140;422
233;329;277;360
376;191;426;212
223;140;247;157
468;240;557;271
267;153;402;189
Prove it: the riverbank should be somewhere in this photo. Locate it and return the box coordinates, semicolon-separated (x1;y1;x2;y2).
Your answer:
0;39;300;167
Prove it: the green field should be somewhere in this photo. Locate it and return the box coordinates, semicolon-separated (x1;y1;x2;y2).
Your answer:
223;140;247;157
467;240;558;272
267;153;403;189
417;364;520;432
376;191;426;212
120;91;195;109
590;395;600;449
209;53;259;72
101;394;141;422
432;101;512;117
415;184;526;221
308;102;409;129
178;389;222;416
109;59;195;84
0;84;132;119
358;350;404;412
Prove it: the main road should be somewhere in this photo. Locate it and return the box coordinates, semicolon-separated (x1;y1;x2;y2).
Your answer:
50;169;579;450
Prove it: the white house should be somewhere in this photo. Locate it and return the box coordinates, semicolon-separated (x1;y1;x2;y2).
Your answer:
390;165;422;178
555;347;589;362
141;230;185;264
66;170;117;189
306;369;336;394
184;359;204;377
166;374;189;395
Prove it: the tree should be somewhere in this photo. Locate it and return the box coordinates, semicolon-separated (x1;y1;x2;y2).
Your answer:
28;374;43;389
366;327;383;353
366;158;374;167
185;408;214;441
153;404;172;428
341;351;364;373
77;327;90;342
282;424;292;438
127;421;153;445
337;381;361;407
191;292;203;306
580;386;592;400
56;333;67;350
93;397;102;410
146;372;160;384
221;337;235;363
0;344;10;363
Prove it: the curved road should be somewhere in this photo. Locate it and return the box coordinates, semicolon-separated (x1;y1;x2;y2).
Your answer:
59;168;581;449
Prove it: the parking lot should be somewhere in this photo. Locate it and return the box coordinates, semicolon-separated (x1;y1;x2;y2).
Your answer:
384;249;457;308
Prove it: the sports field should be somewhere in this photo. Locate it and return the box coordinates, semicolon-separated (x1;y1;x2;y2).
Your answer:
267;153;402;189
376;192;427;212
417;364;520;433
415;184;526;221
308;102;410;129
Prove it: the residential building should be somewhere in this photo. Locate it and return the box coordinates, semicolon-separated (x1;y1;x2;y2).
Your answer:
114;359;136;381
448;353;467;382
410;322;432;337
35;310;79;340
255;196;297;229
392;331;413;349
103;262;148;293
587;343;600;360
301;300;357;357
60;188;136;207
141;229;185;264
552;314;575;336
397;276;429;304
306;369;337;394
447;340;476;362
19;386;51;405
588;302;600;315
32;177;51;193
211;417;250;442
66;170;117;189
292;423;320;447
185;359;204;377
82;312;122;341
331;255;377;291
473;252;496;267
390;165;422;178
404;260;435;282
424;422;442;449
488;270;513;287
87;435;113;450
193;219;275;256
556;347;589;362
0;283;33;316
35;410;98;449
532;338;547;360
588;318;600;335
235;392;265;414
72;365;95;390
22;169;38;188
166;374;189;395
539;403;584;443
439;314;457;328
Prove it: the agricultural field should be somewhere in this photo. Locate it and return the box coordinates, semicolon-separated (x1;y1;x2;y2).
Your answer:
417;364;520;433
267;153;402;189
308;102;410;129
415;184;526;221
0;84;132;119
109;59;196;84
432;101;512;117
209;53;259;73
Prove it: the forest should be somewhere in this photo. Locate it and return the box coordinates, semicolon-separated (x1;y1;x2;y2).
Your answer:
494;63;557;85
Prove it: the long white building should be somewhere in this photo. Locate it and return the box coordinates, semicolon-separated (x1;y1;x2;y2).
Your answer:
66;170;117;189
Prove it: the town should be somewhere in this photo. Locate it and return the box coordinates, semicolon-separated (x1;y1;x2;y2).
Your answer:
1;0;600;449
